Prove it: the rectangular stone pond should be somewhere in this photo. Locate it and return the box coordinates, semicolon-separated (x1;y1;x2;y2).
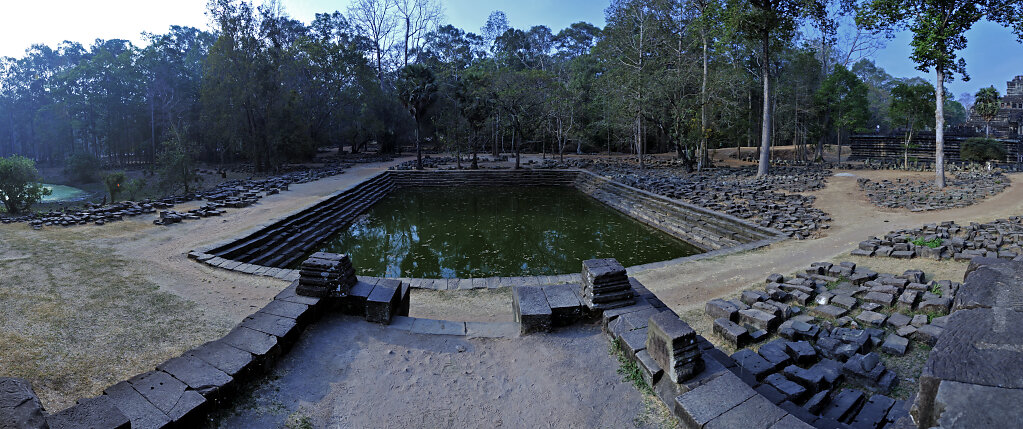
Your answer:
199;170;785;279
305;186;704;278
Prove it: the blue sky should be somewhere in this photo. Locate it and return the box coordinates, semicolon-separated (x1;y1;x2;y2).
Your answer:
1;0;1020;97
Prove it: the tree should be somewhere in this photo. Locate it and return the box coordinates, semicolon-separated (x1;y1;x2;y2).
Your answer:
157;130;200;194
816;64;868;162
857;0;1023;188
348;0;397;81
974;85;1000;137
392;0;444;67
397;64;438;170
455;70;493;169
104;171;127;203
0;155;50;214
889;81;934;168
730;0;824;176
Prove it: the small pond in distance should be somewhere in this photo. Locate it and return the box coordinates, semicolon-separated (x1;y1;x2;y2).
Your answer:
40;184;87;202
312;186;703;278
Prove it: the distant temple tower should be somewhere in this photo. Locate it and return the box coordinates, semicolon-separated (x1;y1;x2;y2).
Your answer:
966;75;1023;138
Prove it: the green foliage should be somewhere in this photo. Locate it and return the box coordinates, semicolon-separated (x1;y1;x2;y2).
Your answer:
610;337;652;395
64;153;102;183
974;86;1001;136
104;172;127;203
930;283;943;297
817;65;870;134
826;275;850;291
125;178;146;201
889;82;935;133
911;237;943;248
157;131;201;194
961;138;1007;163
0;155;51;215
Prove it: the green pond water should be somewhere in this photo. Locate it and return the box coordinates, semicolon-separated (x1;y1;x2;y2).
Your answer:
312;186;703;278
40;184;87;202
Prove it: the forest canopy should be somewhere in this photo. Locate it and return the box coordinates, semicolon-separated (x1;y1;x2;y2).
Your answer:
0;0;976;173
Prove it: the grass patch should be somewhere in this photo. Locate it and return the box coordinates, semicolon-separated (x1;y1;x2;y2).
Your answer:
911;237;943;249
610;337;653;395
825;275;850;290
0;228;232;411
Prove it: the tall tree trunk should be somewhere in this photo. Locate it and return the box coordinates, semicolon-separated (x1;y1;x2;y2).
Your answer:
415;120;423;170
757;35;772;177
699;28;709;171
935;68;946;188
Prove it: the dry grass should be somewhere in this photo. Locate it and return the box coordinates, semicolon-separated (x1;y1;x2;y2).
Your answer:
0;230;232;411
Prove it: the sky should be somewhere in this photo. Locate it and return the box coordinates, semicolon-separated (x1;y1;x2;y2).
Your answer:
1;0;1021;97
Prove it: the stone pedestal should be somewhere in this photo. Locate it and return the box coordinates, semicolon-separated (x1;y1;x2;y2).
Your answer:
296;252;357;297
646;311;702;383
580;258;635;311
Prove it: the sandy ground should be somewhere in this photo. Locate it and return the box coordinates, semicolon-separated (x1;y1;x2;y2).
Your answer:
212;315;674;429
633;170;1023;315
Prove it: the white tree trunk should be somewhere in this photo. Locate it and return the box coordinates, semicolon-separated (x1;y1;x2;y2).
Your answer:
935;69;946;188
757;37;772;177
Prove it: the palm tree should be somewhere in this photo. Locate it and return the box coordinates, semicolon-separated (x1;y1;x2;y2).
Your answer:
974;86;1000;138
397;64;438;170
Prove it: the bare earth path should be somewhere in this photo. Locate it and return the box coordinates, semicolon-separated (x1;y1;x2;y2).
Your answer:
634;170;1023;313
213;315;670;429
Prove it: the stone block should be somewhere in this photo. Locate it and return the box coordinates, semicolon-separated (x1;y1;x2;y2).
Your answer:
811;304;847;319
856;310;887;328
157;355;233;398
104;381;172;429
851;394;896;429
886;312;912;328
647;311;701;383
365;280;400;324
913;324;944;346
46;395;130;429
821;388;865;422
713;318;749;348
705;299;739;322
863;291;896;307
737;308;779;332
221;327;278;358
917;297;951;315
410;318;467;336
704;393;788;429
635;349;663;387
881;334;909;356
831;295;857;310
0;378;47;429
241;312;299;340
542;284;583;326
730;349;773;381
512;286;552;334
673;371;755;428
187;341;254;378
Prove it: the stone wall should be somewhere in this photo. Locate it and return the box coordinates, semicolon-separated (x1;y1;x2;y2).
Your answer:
849;134;1022;163
910;257;1023;428
573;170;783;251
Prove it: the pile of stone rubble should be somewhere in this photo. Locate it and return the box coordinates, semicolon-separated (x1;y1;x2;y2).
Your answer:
855;217;1023;261
857;171;1009;211
3;163;352;229
589;160;833;239
705;261;954;426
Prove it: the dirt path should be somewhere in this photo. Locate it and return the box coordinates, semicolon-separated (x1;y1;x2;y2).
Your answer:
634;170;1023;313
212;315;672;429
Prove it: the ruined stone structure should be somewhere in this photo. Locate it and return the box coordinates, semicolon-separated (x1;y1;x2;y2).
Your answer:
966;75;1023;139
